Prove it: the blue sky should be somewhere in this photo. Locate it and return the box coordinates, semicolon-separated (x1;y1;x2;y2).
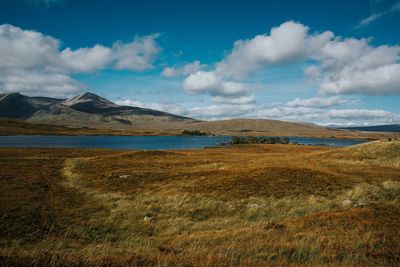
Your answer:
0;0;400;125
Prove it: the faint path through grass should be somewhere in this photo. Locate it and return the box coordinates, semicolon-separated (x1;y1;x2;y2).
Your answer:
62;157;140;222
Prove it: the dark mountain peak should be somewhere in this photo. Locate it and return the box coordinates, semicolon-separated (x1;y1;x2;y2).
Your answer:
0;92;37;119
77;92;105;101
0;92;24;101
63;92;117;106
62;92;119;114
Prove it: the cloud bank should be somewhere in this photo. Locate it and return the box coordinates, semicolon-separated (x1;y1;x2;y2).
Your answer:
181;20;400;106
118;95;400;126
0;24;160;97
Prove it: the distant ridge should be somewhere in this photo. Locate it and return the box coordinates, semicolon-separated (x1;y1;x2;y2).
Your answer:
339;124;400;133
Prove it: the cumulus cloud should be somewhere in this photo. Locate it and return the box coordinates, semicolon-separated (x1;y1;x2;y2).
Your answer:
182;20;400;103
60;45;113;73
181;21;333;103
161;60;207;77
182;71;257;105
215;21;333;80
0;24;60;70
112;34;160;71
182;71;219;93
313;38;400;95
0;24;161;96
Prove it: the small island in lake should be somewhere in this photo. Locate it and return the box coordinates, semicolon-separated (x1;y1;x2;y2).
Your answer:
230;136;290;144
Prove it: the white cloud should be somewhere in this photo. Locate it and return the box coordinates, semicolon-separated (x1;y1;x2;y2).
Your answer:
0;24;60;69
116;99;189;116
161;60;207;78
0;24;161;96
116;94;400;125
182;71;254;101
215;21;333;80
0;69;82;97
313;38;400;95
319;64;400;95
182;21;400;103
112;34;160;71
161;68;177;78
180;21;333;103
328;109;399;120
286;96;352;108
257;106;400;126
190;104;400;126
60;45;113;72
356;13;384;28
189;104;254;120
356;1;400;28
182;71;220;93
212;94;255;105
304;66;320;81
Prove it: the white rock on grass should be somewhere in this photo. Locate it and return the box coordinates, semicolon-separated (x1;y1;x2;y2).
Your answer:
342;199;352;206
246;203;260;209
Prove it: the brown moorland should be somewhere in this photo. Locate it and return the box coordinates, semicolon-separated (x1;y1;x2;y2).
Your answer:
2;117;399;140
0;118;180;136
0;140;399;266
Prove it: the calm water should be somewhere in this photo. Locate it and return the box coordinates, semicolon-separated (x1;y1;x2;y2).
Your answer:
0;135;366;150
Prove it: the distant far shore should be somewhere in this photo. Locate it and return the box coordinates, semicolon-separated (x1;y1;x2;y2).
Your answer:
0;117;399;141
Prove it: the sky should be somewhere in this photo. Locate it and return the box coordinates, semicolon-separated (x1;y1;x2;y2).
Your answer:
0;0;400;125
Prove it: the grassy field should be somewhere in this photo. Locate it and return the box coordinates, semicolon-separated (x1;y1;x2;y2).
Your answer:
0;140;399;266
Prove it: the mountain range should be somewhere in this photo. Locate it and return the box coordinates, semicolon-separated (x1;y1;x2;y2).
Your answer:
0;92;194;128
0;92;398;139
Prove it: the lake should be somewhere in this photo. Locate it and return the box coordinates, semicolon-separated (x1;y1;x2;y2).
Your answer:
0;135;367;150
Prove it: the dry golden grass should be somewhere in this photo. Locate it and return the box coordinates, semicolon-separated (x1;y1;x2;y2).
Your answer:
0;141;399;266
